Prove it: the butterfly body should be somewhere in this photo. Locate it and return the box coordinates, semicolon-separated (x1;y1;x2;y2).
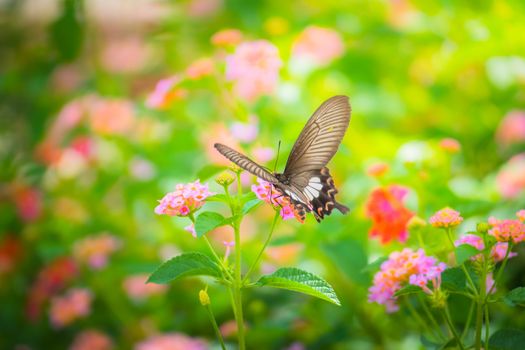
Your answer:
214;95;351;222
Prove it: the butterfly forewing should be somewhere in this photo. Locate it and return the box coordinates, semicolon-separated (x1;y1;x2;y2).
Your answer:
213;143;279;184
283;95;351;177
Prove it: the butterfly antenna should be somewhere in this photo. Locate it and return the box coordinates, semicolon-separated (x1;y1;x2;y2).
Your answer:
273;140;281;173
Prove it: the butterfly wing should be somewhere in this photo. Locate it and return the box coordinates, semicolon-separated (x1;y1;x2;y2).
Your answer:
281;96;351;221
214;143;279;184
283;95;351;176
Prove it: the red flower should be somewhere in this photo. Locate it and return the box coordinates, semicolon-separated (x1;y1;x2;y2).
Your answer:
366;185;414;244
26;257;77;321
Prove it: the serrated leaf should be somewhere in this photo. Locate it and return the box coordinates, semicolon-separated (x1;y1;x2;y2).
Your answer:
147;252;221;284
455;244;480;265
441;267;467;292
194;211;227;238
488;329;525;350
242;198;261;214
504;287;525;307
196;165;225;180
256;267;340;306
394;284;423;297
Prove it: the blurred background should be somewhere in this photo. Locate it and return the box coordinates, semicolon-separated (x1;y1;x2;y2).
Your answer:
1;0;525;349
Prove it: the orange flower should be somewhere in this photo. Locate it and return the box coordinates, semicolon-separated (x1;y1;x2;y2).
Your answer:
211;29;243;47
365;185;414;244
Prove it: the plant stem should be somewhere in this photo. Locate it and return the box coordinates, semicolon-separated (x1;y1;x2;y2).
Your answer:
484;304;490;350
417;295;446;341
446;228;478;296
243;211;280;284
204;302;227;350
475;251;487;350
461;301;475;340
232;219;246;350
443;303;465;350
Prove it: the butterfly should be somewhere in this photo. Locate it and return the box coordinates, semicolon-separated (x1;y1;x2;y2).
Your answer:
214;95;350;222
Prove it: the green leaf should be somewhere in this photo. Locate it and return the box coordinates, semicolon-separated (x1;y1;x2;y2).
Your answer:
196;165;225;180
455;244;480;265
205;194;230;203
256;267;341;306
242;198;261;214
147;252;221;284
488;329;525;350
504;287;525;307
394;284;423;297
441;267;467;292
194;211;227;238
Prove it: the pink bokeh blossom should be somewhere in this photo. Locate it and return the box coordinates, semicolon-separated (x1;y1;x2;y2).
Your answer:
211;29;243;47
49;288;92;328
496;110;525;147
439;138;461;153
123;274;167;301
135;333;207;350
292;26;344;66
230;115;258;143
89;99;135;135
146;76;187;109
73;233;121;270
496;153;525;198
186;58;214;80
70;330;113;350
226;40;282;102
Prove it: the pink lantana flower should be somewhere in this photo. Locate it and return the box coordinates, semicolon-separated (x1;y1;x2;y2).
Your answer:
251;178;303;223
368;248;446;312
429;207;463;228
155;180;213;217
123;274;167;301
292;26;344;66
225;40;282;102
488;216;525;243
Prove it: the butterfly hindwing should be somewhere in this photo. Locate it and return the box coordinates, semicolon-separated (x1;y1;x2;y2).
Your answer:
283;167;349;222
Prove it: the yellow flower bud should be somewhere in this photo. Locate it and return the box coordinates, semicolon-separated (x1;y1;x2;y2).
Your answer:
199;289;210;306
407;216;427;230
216;171;235;187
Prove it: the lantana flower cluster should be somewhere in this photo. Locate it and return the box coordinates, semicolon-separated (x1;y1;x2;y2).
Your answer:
366;185;414;244
488;213;525;243
155;180;213;217
429;207;463;228
368;248;446;312
251;178;302;223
